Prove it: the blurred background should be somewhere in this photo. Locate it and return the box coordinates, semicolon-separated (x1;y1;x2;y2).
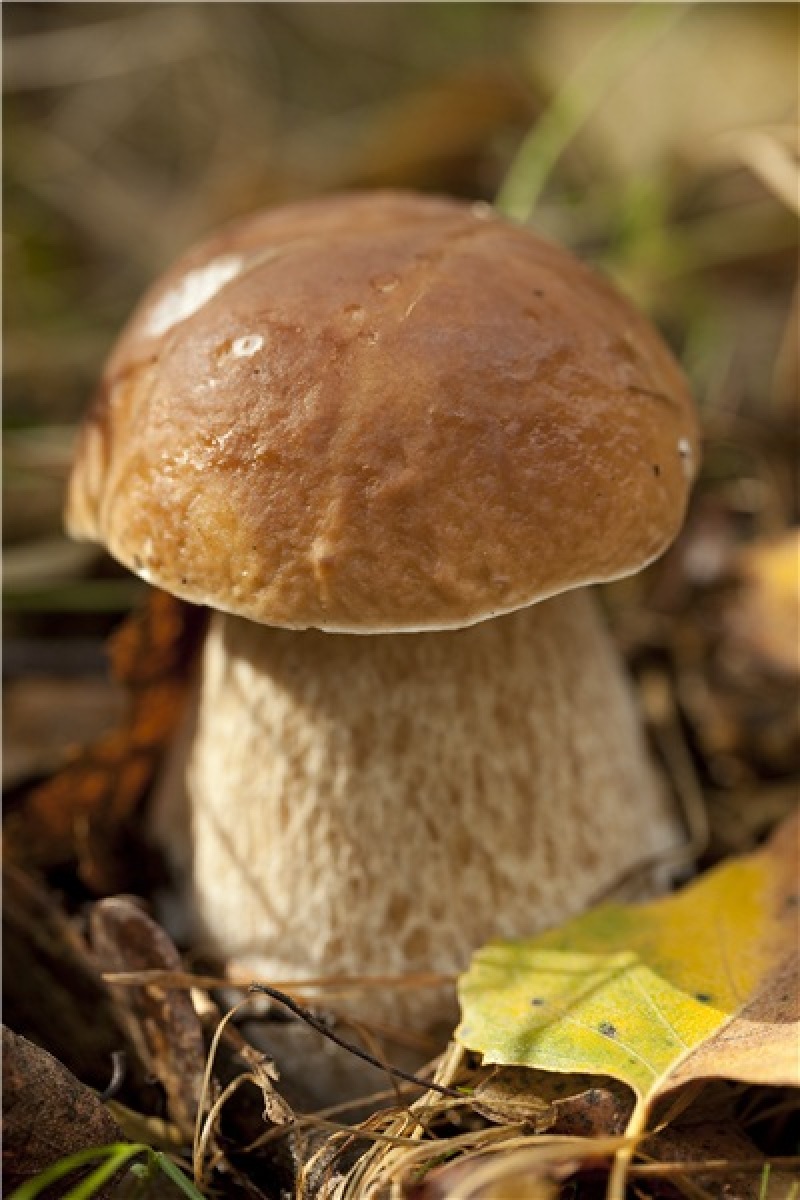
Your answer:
4;2;798;843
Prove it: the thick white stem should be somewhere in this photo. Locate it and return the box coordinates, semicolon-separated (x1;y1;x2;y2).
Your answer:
150;591;680;1026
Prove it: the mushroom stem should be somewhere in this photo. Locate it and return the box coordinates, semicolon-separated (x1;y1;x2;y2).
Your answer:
149;589;679;1027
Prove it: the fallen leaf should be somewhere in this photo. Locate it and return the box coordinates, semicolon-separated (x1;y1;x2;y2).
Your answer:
1;862;147;1098
457;813;798;1138
545;1078;633;1138
2;1025;125;1196
470;1067;633;1137
470;1068;556;1130
90;897;207;1143
661;951;800;1095
3;589;205;892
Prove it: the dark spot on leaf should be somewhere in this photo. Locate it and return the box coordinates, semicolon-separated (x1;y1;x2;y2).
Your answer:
784;893;798;910
530;997;545;1007
598;1021;617;1038
695;993;713;1004
652;463;661;476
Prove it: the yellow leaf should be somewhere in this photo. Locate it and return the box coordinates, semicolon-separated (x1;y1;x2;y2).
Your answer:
456;813;798;1105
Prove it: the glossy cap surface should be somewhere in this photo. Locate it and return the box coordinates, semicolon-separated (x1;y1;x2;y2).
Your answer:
67;191;698;631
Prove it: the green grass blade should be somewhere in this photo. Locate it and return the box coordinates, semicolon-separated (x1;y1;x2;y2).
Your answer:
152;1152;207;1200
62;1145;145;1200
8;1144;138;1200
495;3;688;225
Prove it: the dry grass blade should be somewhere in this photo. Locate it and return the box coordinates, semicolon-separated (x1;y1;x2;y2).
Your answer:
189;991;309;1191
316;1042;467;1200
319;1044;569;1200
244;1084;421;1154
631;1156;800;1177
298;1108;425;1200
103;967;453;996
731;128;800;216
399;1136;632;1200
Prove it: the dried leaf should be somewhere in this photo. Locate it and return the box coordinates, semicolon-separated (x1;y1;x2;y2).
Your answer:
662;951;800;1095
546;1080;633;1139
1;862;146;1096
471;1068;555;1130
3;590;205;892
2;1025;125;1195
90;897;207;1142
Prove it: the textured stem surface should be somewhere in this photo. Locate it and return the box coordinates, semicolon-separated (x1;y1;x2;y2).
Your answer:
150;591;679;1026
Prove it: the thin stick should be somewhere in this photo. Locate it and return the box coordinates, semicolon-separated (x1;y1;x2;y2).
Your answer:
103;967;452;994
630;1157;800;1178
248;985;461;1099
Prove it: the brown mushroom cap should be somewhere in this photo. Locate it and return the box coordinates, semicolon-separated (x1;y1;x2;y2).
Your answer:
67;190;698;632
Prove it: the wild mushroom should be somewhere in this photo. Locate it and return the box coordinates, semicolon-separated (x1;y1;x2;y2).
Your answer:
67;191;698;1027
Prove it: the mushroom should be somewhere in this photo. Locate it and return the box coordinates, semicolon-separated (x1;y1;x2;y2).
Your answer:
67;191;698;1027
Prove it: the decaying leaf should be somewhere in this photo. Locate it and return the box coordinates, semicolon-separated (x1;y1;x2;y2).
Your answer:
535;1074;633;1138
91;896;207;1142
470;1066;633;1137
470;1068;556;1130
1;861;154;1105
2;1025;125;1196
3;589;205;892
457;813;799;1112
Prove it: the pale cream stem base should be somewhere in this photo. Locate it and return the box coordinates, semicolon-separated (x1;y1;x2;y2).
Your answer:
149;590;680;1028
